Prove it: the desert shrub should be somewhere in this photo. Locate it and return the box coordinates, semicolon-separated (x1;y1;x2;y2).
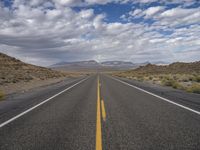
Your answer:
181;75;189;82
137;76;144;82
0;91;5;100
182;79;189;82
172;82;183;89
186;83;200;94
148;76;153;80
188;74;200;82
194;75;200;82
12;79;19;83
173;75;178;80
189;76;193;81
163;75;171;80
24;76;33;82
117;74;123;78
126;76;130;79
161;78;173;86
161;78;183;89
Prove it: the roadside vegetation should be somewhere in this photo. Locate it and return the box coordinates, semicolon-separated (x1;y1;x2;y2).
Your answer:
0;90;5;101
186;83;200;94
113;62;200;94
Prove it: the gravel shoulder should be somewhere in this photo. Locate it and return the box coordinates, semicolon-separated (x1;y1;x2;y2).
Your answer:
0;77;71;95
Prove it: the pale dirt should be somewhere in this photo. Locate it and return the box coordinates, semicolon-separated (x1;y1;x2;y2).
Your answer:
0;77;68;95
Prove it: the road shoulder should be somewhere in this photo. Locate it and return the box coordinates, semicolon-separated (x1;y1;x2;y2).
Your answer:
111;75;200;111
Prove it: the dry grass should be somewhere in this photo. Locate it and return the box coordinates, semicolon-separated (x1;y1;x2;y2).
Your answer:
112;61;200;94
186;83;200;94
113;71;200;94
161;77;184;89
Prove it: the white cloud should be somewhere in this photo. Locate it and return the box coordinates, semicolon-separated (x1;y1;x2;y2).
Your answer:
85;0;111;5
11;0;199;8
145;6;164;16
0;0;200;66
53;0;82;6
154;7;200;27
80;9;94;19
127;6;165;19
160;7;196;18
130;9;142;16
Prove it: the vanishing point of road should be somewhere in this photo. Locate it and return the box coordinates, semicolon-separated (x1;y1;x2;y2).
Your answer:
0;74;200;150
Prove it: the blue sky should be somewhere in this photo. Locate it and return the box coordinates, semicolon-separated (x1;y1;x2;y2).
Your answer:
80;1;200;23
0;0;200;66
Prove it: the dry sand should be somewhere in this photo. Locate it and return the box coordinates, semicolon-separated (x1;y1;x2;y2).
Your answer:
0;77;68;95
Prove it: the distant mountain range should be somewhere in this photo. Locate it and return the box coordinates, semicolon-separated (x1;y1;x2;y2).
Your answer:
50;60;169;71
51;60;99;67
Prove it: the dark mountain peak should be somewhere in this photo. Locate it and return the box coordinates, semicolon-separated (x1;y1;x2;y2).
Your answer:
101;61;134;66
50;60;99;67
80;60;99;64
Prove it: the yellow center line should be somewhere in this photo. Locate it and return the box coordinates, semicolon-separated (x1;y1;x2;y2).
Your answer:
101;100;106;122
96;76;102;150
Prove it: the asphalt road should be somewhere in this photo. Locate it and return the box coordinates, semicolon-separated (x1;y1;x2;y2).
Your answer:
0;74;200;150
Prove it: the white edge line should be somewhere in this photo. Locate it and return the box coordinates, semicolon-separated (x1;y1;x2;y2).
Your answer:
110;76;200;115
0;77;89;128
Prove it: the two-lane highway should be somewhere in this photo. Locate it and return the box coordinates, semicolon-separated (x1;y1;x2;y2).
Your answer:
0;74;200;150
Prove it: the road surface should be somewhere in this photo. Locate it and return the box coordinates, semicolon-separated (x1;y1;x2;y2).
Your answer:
0;74;200;150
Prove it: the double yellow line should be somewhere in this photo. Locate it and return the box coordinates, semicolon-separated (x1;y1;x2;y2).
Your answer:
96;76;106;150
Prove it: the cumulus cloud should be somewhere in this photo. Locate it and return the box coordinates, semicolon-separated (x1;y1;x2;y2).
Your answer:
156;7;200;27
145;6;165;17
129;9;142;17
127;6;165;19
0;0;200;66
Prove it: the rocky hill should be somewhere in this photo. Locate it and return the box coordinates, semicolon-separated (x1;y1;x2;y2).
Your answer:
113;61;200;94
0;52;66;85
131;61;200;74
